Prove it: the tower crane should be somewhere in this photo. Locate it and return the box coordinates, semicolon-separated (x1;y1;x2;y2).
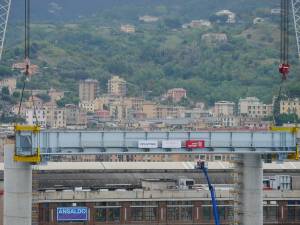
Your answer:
0;0;11;60
292;0;300;59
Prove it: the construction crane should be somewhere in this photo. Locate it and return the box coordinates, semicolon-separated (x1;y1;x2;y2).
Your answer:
292;0;300;59
0;0;11;60
14;0;41;164
274;0;292;126
195;160;220;225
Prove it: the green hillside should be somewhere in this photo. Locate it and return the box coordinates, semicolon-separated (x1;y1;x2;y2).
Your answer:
2;0;300;106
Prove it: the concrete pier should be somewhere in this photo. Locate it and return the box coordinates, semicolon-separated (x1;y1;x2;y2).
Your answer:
242;154;263;225
4;144;32;225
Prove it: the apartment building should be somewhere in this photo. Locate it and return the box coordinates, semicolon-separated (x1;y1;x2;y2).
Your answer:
65;104;87;127
79;101;95;112
108;76;127;97
166;88;187;103
25;108;47;127
79;79;99;102
280;98;300;117
238;97;273;118
46;106;66;128
213;101;235;117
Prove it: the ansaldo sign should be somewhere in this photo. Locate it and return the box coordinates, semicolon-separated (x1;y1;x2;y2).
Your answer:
57;207;88;221
185;140;205;149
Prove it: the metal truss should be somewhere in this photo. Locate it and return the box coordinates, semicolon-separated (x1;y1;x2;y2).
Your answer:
0;0;11;60
292;0;300;59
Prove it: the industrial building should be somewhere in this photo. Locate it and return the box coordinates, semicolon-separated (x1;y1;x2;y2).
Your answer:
14;161;299;225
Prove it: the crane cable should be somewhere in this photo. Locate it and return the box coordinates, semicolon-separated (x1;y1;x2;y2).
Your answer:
17;0;39;125
274;0;291;126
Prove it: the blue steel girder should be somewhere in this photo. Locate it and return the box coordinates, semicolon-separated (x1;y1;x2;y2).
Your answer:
15;130;297;155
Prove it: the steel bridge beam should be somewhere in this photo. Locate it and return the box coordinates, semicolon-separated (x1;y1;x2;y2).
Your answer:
16;130;297;156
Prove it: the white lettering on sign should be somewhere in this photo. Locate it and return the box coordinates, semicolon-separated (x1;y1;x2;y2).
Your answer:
58;208;87;214
162;140;182;149
138;140;158;149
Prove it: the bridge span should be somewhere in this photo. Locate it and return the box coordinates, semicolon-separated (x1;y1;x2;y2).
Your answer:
4;129;299;225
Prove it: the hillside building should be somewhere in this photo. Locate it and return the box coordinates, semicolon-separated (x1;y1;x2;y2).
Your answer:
79;79;99;102
139;15;159;22
65;104;87;127
46;106;66;128
108;76;127;97
238;97;273;118
201;33;228;44
79;101;95;112
183;20;212;29
213;101;235;117
166;88;187;103
0;77;16;94
120;24;135;33
216;9;236;23
48;88;64;102
280;98;300;117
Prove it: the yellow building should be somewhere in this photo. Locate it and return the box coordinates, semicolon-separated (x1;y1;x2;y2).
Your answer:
45;106;66;128
108;76;127;97
280;98;300;117
123;97;144;111
142;101;157;119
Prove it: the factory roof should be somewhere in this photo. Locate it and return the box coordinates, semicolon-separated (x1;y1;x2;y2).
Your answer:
28;161;300;171
0;161;298;172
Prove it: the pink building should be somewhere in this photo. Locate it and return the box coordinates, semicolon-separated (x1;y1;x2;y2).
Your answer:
167;88;187;103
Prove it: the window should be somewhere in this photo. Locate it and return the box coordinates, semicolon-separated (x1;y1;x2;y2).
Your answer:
95;202;120;222
202;206;211;222
131;202;158;222
214;155;222;161
263;206;278;222
40;203;50;222
167;201;193;222
287;205;300;222
95;208;106;222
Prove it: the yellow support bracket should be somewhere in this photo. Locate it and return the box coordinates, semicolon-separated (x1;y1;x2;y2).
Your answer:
13;147;41;164
270;126;299;160
270;126;299;133
14;124;41;164
14;124;41;133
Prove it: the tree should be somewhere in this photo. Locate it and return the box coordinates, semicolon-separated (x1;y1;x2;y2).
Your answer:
0;66;13;77
1;86;10;96
36;93;51;102
275;114;299;126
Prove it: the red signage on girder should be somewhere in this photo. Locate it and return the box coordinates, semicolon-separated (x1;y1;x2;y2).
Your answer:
185;140;205;149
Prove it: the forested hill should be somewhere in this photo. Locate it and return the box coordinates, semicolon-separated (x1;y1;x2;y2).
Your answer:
10;0;277;22
3;0;300;105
